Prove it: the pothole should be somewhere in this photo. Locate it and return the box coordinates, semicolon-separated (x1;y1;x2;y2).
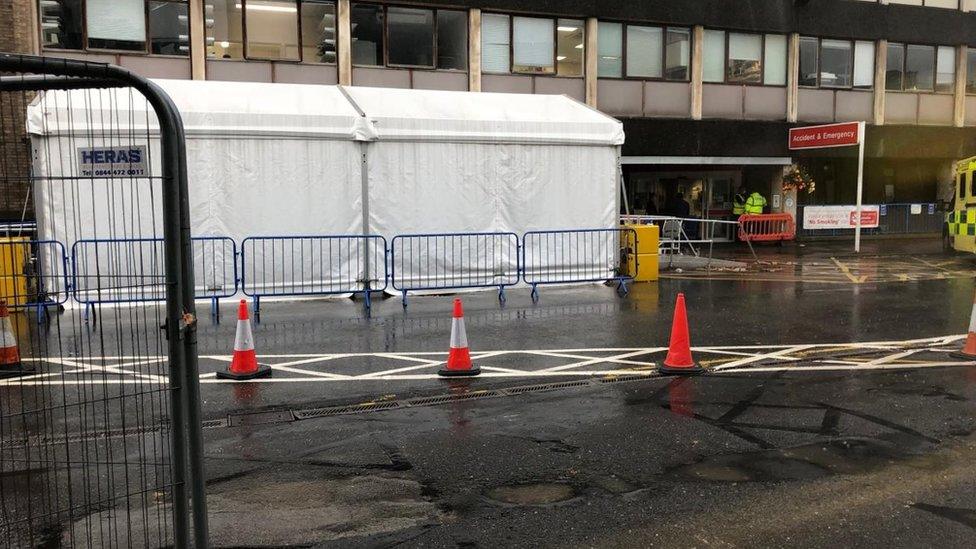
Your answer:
485;482;576;505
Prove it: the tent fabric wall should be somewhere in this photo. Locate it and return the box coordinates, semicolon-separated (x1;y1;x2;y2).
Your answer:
27;81;625;303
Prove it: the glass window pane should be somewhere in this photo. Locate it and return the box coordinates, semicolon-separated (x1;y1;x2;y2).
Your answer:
557;19;584;77
387;7;434;67
967;49;976;94
205;0;243;59
798;37;818;87
513;17;554;74
482;14;511;73
728;33;762;83
39;0;84;49
626;26;663;78
763;34;787;86
821;39;852;88
149;1;189;56
665;28;691;81
905;44;935;91
886;43;905;91
350;3;383;66
597;22;623;78
925;0;958;8
245;0;299;60
853;41;875;88
437;10;468;71
936;45;956;93
301;1;337;63
888;0;924;4
702;29;725;83
86;0;146;51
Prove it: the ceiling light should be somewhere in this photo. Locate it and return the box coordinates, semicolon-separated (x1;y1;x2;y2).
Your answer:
575;44;584;49
557;55;567;61
235;3;297;13
557;26;579;32
219;41;230;48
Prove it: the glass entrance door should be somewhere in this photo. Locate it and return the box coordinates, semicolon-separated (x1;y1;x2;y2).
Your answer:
705;176;735;241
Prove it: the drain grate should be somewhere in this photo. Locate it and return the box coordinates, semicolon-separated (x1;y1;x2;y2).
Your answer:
406;390;504;407
503;380;592;395
201;419;228;429
294;400;401;419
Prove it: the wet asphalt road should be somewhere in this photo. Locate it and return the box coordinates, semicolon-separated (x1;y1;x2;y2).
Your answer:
8;238;976;547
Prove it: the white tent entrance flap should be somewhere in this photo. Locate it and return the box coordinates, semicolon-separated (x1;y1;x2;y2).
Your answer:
28;81;624;303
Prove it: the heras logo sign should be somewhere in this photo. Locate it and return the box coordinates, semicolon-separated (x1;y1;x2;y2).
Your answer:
77;146;148;177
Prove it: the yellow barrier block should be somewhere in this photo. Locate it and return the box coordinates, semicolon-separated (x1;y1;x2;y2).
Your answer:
0;237;29;308
626;252;659;282
621;224;660;255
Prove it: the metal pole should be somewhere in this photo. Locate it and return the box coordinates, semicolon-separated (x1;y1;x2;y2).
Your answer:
854;121;866;253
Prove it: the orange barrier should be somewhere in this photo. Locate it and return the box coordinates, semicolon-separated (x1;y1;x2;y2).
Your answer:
738;214;796;242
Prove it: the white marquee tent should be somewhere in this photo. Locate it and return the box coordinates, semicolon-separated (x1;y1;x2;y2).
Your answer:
27;80;624;300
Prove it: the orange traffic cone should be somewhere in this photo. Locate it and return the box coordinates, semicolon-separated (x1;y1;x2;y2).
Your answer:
439;298;480;377
951;290;976;360
217;299;271;380
0;300;31;379
659;293;704;375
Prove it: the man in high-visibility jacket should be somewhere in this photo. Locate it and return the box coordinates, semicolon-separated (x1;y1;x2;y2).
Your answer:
744;191;767;215
732;186;748;217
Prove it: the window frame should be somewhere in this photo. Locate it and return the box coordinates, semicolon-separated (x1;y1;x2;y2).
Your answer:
713;30;787;87
885;41;955;94
351;2;467;72
483;12;585;78
852;0;961;7
797;36;875;90
39;0;191;58
965;48;976;96
595;19;692;82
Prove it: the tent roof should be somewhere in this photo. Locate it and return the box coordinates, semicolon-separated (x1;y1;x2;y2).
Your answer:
29;80;624;146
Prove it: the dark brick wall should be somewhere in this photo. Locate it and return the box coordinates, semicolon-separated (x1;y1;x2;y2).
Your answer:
0;0;36;221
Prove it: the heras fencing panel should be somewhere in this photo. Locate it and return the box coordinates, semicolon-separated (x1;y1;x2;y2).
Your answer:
0;239;70;311
390;232;520;307
240;235;387;315
521;228;635;302
0;55;207;547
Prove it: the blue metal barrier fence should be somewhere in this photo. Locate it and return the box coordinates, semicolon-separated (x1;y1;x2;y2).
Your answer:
522;228;635;302
240;235;387;314
390;232;520;307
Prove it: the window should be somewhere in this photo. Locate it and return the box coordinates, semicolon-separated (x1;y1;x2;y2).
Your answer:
727;33;762;83
40;1;189;55
437;10;468;71
87;0;146;51
513;16;555;74
484;14;584;77
889;0;959;7
598;22;691;81
800;37;875;89
966;49;976;94
597;22;623;78
627;26;663;78
886;42;905;90
763;34;787;85
40;0;84;50
557;19;584;77
205;1;243;59
666;28;691;80
301;0;337;63
936;45;956;93
482;13;511;73
149;2;189;55
350;3;383;65
245;1;299;60
886;42;954;92
702;29;725;83
388;7;434;67
350;4;466;70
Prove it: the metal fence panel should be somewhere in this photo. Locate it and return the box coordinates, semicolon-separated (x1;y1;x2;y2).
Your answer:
241;235;387;310
0;55;207;546
0;239;69;308
797;204;943;238
522;228;634;300
390;232;519;306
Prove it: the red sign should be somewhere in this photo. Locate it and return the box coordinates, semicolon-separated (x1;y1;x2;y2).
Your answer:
851;210;878;227
789;122;861;150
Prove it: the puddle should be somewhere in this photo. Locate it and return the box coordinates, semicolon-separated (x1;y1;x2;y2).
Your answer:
485;483;576;505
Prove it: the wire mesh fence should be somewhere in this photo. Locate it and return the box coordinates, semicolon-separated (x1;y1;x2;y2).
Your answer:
0;55;206;546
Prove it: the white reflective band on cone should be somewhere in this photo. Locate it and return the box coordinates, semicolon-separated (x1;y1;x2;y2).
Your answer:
450;317;468;349
0;319;15;348
235;319;254;352
969;303;976;334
